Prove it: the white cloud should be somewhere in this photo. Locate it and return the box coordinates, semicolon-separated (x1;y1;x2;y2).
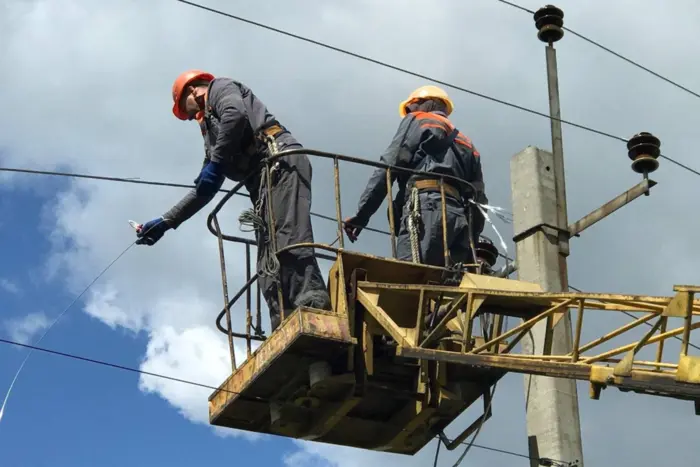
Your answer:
283;448;334;467
5;312;51;345
2;0;700;466
138;324;259;439
84;284;145;332
0;279;21;295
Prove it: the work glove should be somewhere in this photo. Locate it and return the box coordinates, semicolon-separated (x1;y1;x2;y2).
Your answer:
194;160;225;197
343;214;368;243
135;217;172;246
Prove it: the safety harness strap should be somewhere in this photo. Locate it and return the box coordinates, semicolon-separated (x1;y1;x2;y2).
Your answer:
405;125;460;263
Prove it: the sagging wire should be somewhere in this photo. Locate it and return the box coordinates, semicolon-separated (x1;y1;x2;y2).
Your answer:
0;335;552;464
450;384;498;466
0;219;168;423
175;1;700;180
440;421;577;467
430;200;512;467
449;314;508;466
328;234;341;247
432;437;441;467
494;0;700;103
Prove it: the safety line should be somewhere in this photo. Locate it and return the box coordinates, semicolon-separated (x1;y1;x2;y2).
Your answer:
4;167;694;302
495;0;700;101
0;241;135;422
0;336;547;463
0;165;518;269
172;0;700;178
0;219;176;422
2;170;695;376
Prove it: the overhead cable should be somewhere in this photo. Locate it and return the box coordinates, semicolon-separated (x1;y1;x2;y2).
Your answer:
172;0;700;178
495;0;700;101
0;336;547;463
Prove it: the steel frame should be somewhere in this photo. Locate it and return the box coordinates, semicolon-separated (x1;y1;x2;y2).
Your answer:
353;279;700;405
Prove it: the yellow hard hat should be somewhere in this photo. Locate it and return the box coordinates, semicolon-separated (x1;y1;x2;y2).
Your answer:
398;85;454;117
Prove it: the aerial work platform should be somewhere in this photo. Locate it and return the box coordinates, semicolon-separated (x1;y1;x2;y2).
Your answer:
202;145;698;456
209;252;510;454
208;251;700;454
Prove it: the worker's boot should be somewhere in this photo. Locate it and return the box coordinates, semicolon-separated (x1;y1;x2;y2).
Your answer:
270;313;281;332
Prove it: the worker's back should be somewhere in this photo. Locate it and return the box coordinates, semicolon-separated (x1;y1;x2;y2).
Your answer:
200;77;301;182
401;110;482;194
391;110;484;267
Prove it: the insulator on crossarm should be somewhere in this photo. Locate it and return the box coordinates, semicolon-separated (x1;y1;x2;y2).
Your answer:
534;5;564;43
627;131;661;176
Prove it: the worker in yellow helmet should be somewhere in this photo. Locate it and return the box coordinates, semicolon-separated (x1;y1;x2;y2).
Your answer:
343;85;488;267
135;70;330;332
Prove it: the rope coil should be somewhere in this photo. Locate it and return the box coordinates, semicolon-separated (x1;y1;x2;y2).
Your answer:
237;135;283;278
407;186;422;263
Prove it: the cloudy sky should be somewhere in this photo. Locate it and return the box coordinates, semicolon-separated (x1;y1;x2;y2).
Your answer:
2;0;699;466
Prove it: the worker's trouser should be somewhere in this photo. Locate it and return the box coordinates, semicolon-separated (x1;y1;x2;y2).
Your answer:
395;191;475;267
252;145;331;332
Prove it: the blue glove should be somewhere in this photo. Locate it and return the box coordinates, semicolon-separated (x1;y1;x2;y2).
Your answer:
135;217;171;246
194;160;225;197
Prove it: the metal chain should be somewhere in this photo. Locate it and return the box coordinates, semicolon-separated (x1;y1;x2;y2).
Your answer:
407;186;421;263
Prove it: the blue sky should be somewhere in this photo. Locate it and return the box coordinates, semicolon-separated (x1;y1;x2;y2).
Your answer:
0;183;297;467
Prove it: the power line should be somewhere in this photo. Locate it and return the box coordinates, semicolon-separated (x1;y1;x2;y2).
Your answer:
0;336;548;463
0;166;232;193
4;166;695;331
0;164;687;289
0;164;509;270
0;166;391;236
172;1;618;141
172;0;700;180
10;164;676;346
495;0;700;101
0;337;233;394
493;0;700;178
0;239;136;422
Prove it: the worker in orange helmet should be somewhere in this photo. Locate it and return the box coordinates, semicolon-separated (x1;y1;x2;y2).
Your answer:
343;85;488;268
136;70;331;332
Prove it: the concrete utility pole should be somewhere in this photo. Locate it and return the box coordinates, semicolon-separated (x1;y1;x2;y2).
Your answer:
511;5;584;467
511;147;583;467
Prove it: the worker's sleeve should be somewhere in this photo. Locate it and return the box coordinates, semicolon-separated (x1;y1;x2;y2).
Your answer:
355;117;419;224
467;146;488;238
470;145;487;204
162;157;216;229
208;80;248;164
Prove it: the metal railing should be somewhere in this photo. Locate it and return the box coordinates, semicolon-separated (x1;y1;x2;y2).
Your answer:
205;148;486;370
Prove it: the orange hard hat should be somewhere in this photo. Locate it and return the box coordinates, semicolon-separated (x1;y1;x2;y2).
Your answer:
398;85;454;118
171;70;215;120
